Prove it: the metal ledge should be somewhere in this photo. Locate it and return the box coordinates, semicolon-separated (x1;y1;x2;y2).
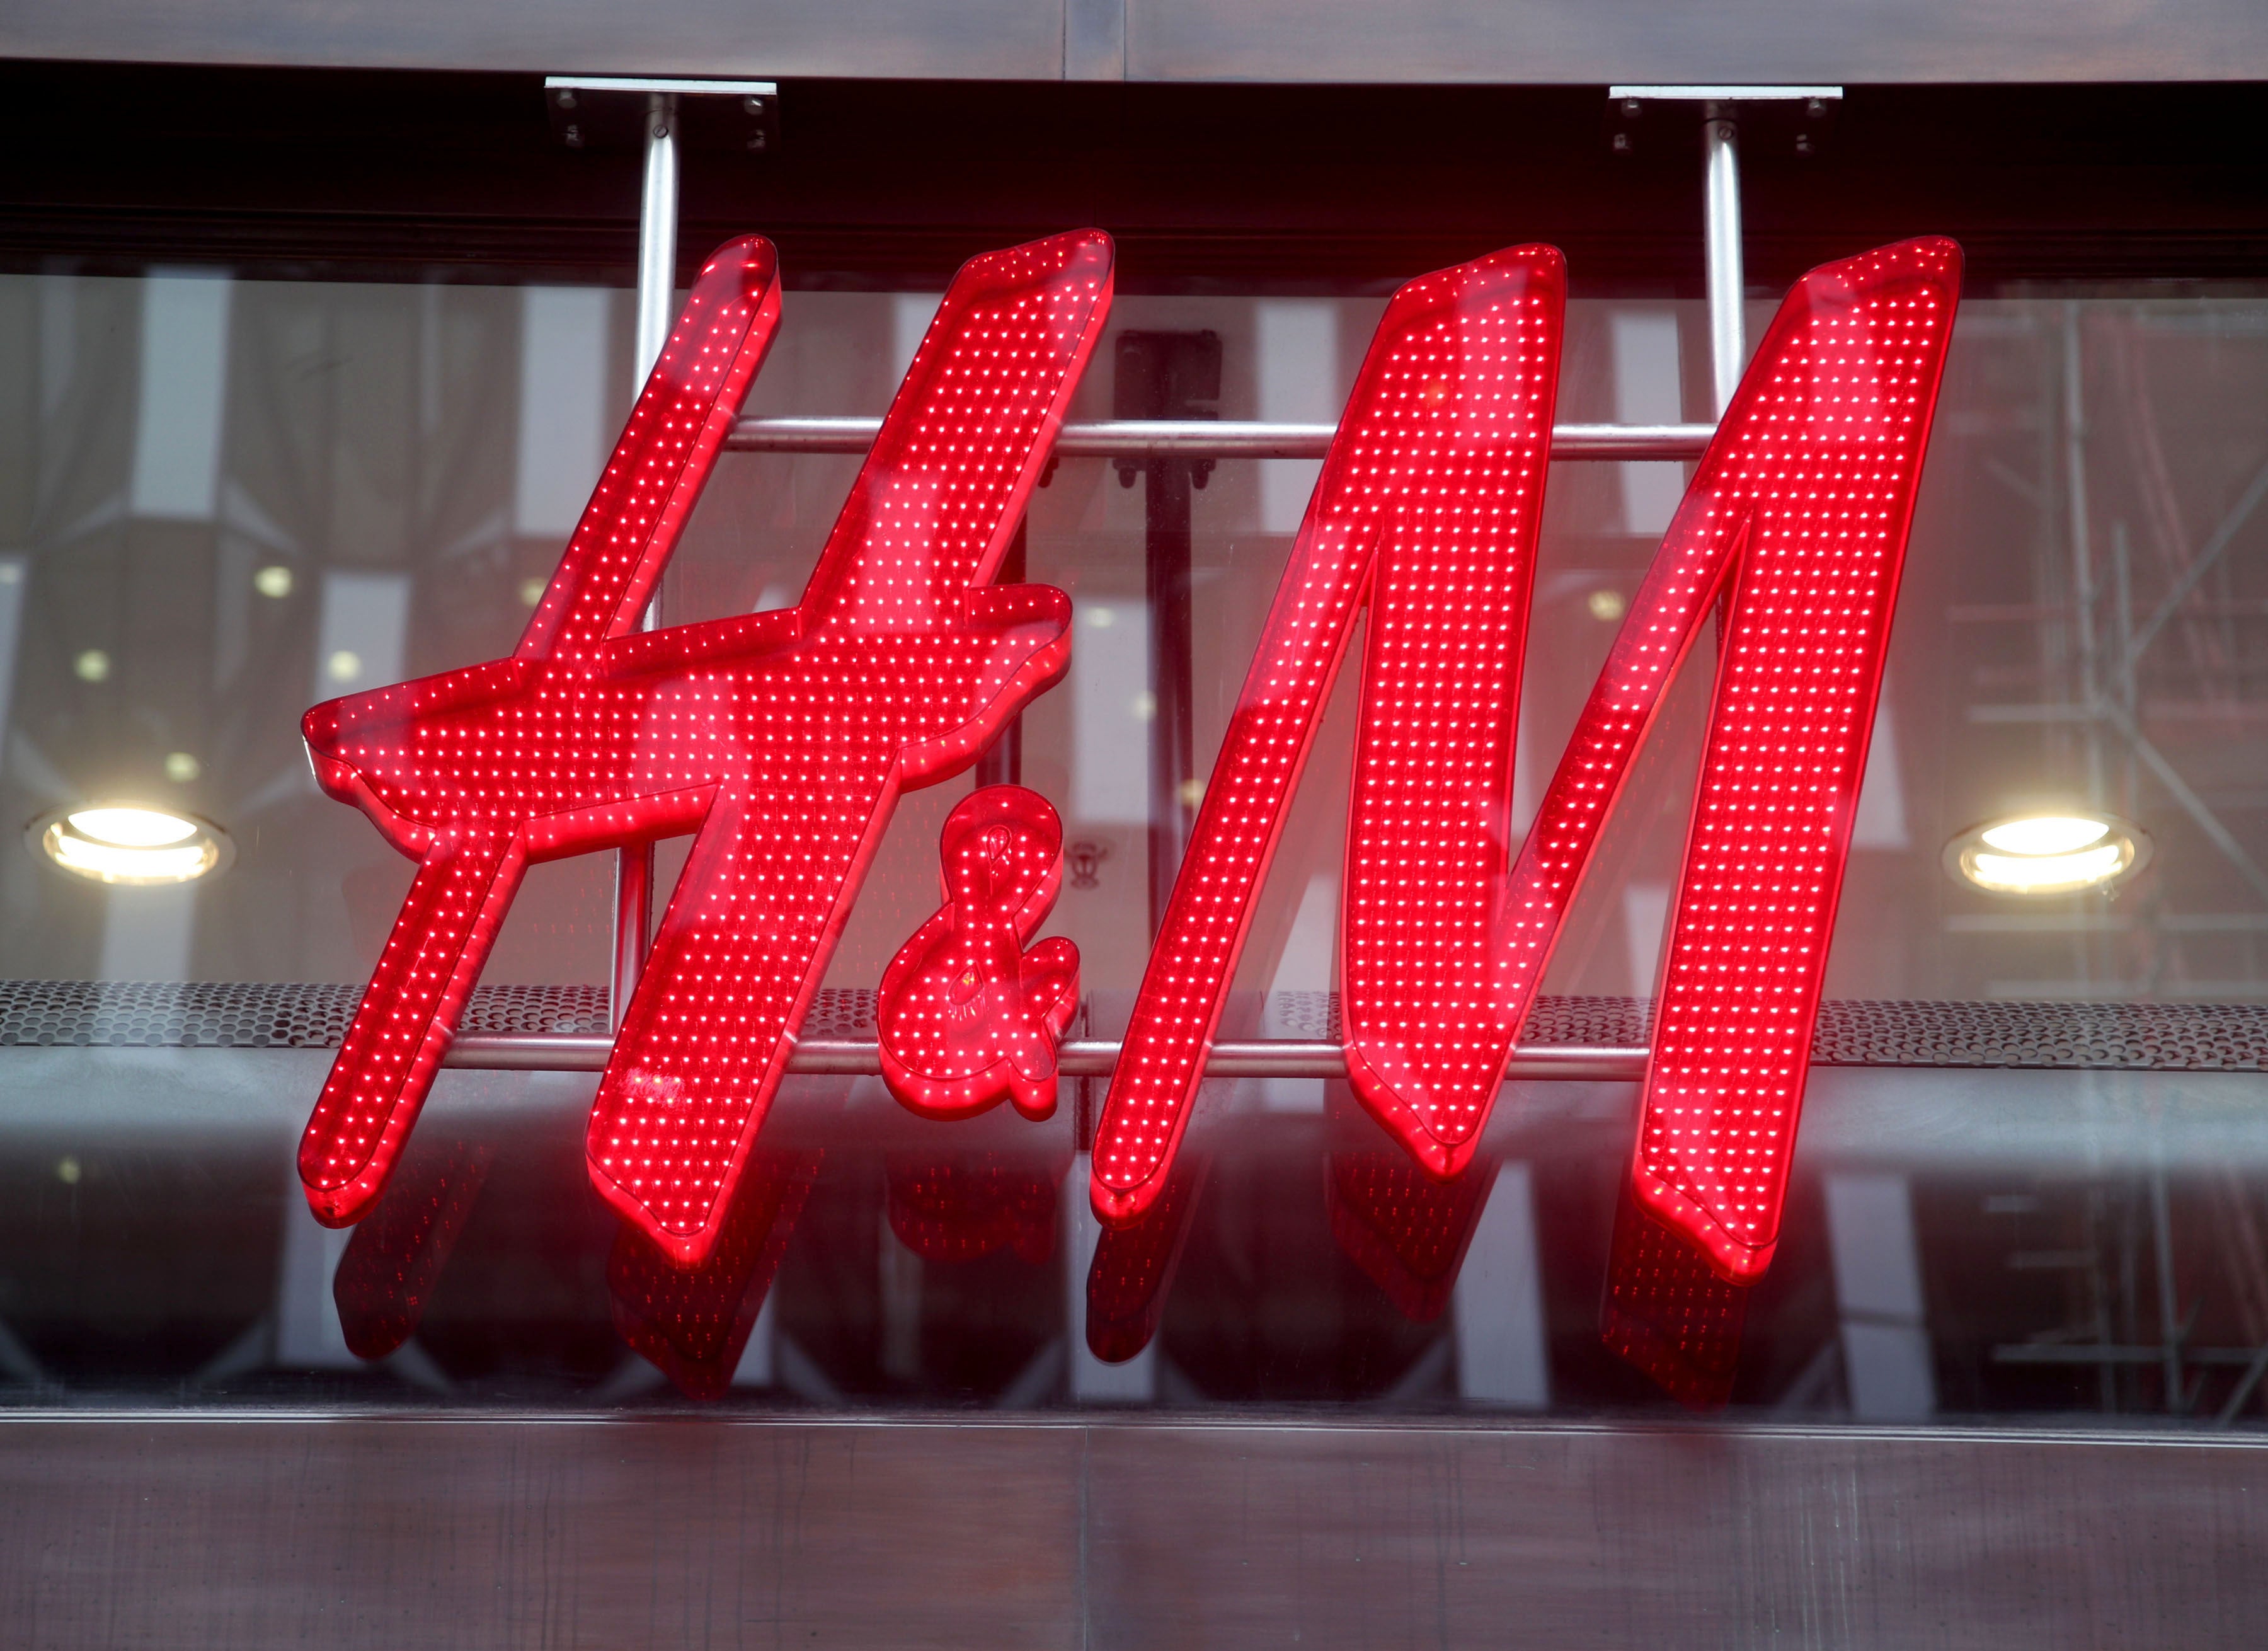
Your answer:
4;1413;2265;1648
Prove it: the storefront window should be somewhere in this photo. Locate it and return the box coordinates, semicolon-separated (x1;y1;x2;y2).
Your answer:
4;262;2267;1422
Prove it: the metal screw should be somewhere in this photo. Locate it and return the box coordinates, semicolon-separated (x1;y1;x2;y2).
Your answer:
1805;97;1827;119
747;132;767;151
564;124;583;148
743;96;766;116
1611;131;1633;154
1794;132;1816;157
556;89;577;111
1620;98;1642;119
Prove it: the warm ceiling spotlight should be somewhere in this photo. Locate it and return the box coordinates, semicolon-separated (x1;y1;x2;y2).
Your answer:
30;803;232;885
1944;810;2150;896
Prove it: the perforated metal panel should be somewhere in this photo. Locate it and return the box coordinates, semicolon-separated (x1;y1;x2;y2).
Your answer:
1811;998;2268;1069
1528;995;2268;1071
0;980;609;1048
4;980;2267;1069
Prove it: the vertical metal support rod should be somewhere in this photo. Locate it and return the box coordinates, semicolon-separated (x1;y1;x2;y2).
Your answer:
633;92;681;382
2087;1186;2116;1412
1114;330;1220;935
2061;303;2105;807
2110;523;2136;775
1145;456;1198;931
2148;1163;2185;1413
1701;104;1746;417
614;90;679;1032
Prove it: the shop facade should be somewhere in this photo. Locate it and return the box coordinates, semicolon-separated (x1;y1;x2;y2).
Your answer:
5;4;2268;1643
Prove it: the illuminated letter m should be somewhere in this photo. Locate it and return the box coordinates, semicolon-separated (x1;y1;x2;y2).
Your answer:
1091;238;1963;1283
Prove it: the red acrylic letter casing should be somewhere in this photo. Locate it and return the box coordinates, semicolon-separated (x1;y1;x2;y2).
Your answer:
299;230;1114;1267
876;785;1080;1122
1489;238;1963;1280
1090;238;1962;1291
1088;244;1568;1224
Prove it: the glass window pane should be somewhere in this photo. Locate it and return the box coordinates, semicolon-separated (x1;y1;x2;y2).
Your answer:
4;266;2268;1425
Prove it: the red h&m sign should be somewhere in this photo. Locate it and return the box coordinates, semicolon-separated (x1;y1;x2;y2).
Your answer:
298;229;1961;1287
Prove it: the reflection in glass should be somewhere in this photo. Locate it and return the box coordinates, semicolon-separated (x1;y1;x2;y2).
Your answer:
608;1149;823;1401
331;1131;495;1361
5;262;2268;1427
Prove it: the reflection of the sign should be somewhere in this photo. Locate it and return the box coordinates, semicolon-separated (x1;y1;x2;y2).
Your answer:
1326;1147;1497;1325
1601;1191;1750;1410
1326;1078;1753;1407
886;1150;1066;1266
323;1039;1753;1406
1085;1152;1208;1365
607;1148;825;1401
331;1130;496;1360
1324;1087;1498;1325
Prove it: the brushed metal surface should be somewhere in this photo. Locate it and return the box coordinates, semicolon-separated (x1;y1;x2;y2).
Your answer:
1122;0;2268;84
0;1;1068;79
2;1414;2264;1648
1065;0;1128;82
6;0;2267;83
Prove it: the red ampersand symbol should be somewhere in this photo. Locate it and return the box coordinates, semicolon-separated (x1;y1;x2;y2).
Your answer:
877;785;1080;1122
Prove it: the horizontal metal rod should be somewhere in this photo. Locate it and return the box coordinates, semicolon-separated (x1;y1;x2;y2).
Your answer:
443;1032;1649;1081
544;74;776;97
726;417;1715;463
1608;84;1842;102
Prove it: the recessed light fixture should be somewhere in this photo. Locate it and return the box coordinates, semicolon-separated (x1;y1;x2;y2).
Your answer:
30;803;232;885
1944;810;2150;896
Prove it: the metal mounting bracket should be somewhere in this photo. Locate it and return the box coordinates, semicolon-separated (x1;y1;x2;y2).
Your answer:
1606;83;1841;161
544;74;779;154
